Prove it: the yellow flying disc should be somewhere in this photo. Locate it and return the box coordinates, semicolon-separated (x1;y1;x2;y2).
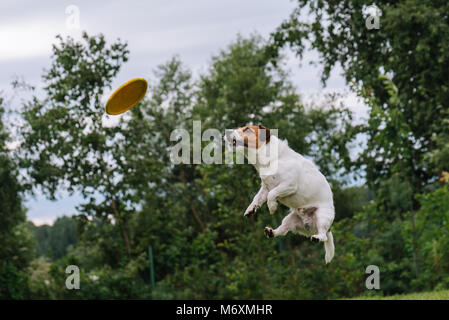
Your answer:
105;78;148;115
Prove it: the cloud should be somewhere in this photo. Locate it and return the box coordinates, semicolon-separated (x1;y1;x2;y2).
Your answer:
0;18;81;62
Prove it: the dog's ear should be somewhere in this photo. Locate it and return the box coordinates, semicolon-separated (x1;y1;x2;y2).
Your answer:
258;125;270;142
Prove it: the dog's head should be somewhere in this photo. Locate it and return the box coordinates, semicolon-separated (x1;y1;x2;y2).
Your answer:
226;125;271;150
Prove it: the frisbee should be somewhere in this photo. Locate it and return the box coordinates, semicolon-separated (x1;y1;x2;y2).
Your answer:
105;78;148;115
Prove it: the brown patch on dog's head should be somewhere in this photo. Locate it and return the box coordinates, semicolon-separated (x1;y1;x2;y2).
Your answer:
236;125;271;149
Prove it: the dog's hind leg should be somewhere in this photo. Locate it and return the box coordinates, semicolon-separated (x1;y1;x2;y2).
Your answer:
311;206;334;243
266;184;296;215
264;210;302;238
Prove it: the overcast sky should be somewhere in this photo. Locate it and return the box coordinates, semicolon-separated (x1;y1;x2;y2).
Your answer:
1;0;367;225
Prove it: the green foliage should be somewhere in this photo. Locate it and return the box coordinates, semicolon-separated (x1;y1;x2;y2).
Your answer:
115;35;359;299
15;33;362;299
413;184;449;290
0;97;35;299
271;0;449;192
332;185;373;221
20;32;138;258
31;216;78;260
0;106;23;236
41;255;152;299
27;258;53;299
6;6;448;299
0;263;30;299
20;32;129;198
425;115;449;175
348;289;449;300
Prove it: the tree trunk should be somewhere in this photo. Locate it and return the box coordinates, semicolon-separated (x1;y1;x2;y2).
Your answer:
111;199;132;258
180;166;206;230
410;208;420;279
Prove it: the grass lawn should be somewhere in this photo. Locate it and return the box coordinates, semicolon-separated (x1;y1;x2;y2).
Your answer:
347;290;449;300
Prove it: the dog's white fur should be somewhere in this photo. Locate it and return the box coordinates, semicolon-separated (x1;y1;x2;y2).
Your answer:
228;127;335;263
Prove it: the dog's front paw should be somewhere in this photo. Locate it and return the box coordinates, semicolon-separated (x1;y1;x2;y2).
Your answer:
244;204;258;217
264;227;274;238
267;200;278;215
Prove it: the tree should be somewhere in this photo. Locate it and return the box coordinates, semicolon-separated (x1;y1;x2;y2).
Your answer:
0;96;34;299
270;0;449;194
128;35;358;298
18;32;360;299
31;216;78;260
0;98;23;248
196;35;356;179
19;32;138;258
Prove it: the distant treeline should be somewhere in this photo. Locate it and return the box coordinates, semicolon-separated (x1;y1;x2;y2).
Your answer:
29;216;78;261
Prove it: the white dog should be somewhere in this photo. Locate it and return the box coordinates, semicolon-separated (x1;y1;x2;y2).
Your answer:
226;125;335;263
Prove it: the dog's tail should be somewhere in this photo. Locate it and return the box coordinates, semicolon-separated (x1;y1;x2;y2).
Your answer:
324;230;334;264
